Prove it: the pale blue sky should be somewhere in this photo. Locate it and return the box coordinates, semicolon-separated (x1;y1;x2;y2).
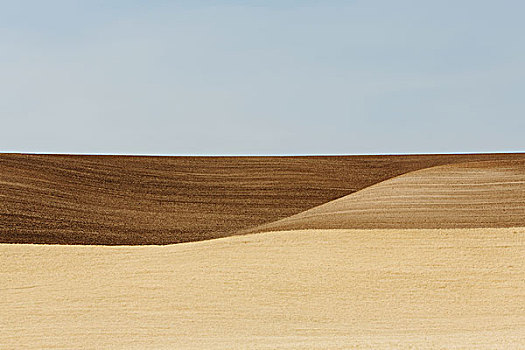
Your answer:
1;1;523;155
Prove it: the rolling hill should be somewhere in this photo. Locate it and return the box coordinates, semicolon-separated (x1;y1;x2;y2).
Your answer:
1;152;524;244
1;153;524;348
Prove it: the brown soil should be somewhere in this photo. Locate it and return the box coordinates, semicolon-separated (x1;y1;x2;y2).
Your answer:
1;153;524;245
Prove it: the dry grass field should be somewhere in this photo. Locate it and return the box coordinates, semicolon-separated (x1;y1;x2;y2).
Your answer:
1;228;524;349
1;153;524;349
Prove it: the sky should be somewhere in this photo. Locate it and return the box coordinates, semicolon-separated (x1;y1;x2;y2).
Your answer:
0;0;524;155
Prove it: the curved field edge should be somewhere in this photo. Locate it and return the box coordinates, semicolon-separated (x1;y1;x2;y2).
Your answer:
1;227;524;349
2;152;523;245
247;159;525;233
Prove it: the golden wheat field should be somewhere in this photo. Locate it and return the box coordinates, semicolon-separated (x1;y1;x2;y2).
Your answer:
1;153;524;349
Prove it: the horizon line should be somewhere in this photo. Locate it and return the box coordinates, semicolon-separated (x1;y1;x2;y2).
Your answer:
1;150;524;157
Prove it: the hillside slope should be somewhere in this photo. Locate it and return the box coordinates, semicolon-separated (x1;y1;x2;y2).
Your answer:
252;160;525;233
2;227;523;349
0;153;523;244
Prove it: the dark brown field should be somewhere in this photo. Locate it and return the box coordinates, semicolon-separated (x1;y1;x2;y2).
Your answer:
1;152;524;245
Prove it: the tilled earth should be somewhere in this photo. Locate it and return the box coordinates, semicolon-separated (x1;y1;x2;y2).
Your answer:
1;153;523;245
